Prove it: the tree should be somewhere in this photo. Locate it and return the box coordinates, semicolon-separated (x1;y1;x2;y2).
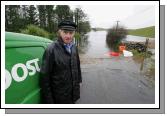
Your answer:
27;5;38;25
78;21;91;34
46;5;55;32
19;5;29;29
55;5;71;23
5;5;21;32
74;7;87;33
5;5;91;37
37;5;47;29
5;5;10;31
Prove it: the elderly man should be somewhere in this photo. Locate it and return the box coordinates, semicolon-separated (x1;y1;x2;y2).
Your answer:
40;20;82;104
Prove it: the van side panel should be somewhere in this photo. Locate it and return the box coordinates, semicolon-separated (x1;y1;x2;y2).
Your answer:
5;46;45;104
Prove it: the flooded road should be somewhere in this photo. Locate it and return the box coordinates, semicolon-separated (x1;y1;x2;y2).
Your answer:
76;31;155;104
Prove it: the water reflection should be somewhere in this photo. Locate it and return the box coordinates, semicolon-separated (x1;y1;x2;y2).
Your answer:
106;37;117;51
78;31;110;58
77;35;90;54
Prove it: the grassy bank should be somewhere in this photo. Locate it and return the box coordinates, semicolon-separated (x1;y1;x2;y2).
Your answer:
128;26;155;38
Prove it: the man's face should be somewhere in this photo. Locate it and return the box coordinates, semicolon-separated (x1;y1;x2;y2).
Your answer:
59;29;75;44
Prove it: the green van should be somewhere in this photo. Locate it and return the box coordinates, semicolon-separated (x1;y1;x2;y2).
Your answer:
5;32;52;104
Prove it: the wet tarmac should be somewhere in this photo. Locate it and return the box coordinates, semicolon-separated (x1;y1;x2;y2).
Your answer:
76;55;155;104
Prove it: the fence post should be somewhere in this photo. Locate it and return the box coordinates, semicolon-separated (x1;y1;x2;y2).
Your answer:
140;38;149;71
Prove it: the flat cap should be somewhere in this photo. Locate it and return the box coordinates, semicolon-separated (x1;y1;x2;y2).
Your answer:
58;20;77;31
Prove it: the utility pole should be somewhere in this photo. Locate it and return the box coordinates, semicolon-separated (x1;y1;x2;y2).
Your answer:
116;20;120;32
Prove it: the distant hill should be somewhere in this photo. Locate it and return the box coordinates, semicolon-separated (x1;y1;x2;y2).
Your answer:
91;27;108;31
128;26;155;38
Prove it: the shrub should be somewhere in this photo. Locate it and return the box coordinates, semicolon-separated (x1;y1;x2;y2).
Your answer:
106;26;127;51
20;25;50;39
74;32;81;40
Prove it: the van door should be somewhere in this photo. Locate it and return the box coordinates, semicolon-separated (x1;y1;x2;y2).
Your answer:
5;45;46;104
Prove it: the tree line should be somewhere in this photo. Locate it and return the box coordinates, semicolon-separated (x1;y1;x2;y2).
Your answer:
5;5;91;39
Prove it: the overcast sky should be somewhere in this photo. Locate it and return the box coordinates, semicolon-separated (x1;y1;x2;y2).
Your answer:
70;5;155;29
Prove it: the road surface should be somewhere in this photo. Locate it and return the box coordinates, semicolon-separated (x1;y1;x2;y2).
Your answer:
76;54;155;104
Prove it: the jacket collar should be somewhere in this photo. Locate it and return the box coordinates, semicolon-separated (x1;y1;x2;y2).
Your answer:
57;37;64;46
57;37;75;55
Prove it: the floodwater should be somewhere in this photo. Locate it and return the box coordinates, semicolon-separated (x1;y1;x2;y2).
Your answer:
123;35;154;42
78;31;110;58
78;31;155;57
76;31;155;104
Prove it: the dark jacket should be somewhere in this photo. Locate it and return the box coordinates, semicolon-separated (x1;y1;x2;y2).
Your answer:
40;38;82;104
